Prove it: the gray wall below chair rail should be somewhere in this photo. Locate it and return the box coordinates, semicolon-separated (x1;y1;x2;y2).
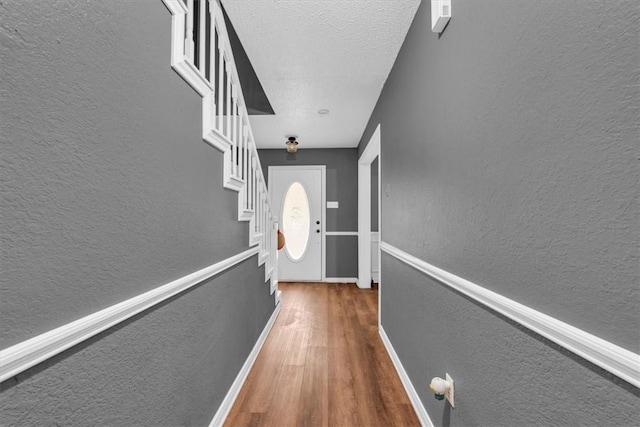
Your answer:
381;253;639;427
359;0;639;425
326;235;358;278
1;1;274;424
0;259;272;426
259;148;359;278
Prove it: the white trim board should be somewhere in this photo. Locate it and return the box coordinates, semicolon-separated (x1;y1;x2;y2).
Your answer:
371;232;380;283
325;231;358;236
324;278;359;284
0;247;261;383
209;303;281;427
380;241;640;389
379;326;434;427
357;123;381;289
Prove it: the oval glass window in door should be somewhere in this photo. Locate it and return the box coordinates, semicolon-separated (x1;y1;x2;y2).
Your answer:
282;182;310;261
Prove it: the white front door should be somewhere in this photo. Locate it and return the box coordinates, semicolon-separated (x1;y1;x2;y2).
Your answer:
270;166;325;281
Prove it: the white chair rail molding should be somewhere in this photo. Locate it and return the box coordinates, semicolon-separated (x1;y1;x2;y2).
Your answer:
380;241;640;389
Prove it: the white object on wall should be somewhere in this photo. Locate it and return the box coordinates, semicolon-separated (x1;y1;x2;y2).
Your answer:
429;374;455;407
431;0;451;33
327;201;339;209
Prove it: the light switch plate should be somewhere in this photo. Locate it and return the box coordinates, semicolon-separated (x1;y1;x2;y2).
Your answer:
327;201;339;209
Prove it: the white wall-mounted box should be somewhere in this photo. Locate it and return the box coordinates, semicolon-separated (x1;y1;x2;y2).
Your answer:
431;0;451;33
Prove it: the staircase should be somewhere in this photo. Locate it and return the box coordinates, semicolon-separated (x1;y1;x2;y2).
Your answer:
163;0;279;303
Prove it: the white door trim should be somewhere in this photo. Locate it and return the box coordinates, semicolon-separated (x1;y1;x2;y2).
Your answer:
358;124;381;294
371;232;380;283
268;165;326;281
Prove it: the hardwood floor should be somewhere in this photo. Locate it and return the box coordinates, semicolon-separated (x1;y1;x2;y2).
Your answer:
224;282;420;427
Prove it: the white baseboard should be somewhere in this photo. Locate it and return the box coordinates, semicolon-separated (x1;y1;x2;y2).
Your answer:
379;326;434;427
209;303;281;427
323;277;359;283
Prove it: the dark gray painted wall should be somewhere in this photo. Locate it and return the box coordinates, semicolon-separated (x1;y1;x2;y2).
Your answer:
360;0;639;425
259;148;358;277
326;235;358;278
220;2;274;115
1;0;274;424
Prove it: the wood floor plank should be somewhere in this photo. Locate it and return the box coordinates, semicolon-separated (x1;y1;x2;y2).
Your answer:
224;282;420;427
298;346;329;427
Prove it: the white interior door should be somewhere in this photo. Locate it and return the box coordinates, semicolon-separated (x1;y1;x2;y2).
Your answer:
270;166;324;281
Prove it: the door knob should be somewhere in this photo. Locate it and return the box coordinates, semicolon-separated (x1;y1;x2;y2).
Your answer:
316;229;320;233
316;220;320;225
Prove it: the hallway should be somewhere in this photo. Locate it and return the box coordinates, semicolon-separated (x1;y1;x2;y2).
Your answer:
2;1;637;425
225;283;420;426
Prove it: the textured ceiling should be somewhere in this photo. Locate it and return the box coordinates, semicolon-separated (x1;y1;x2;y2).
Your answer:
221;0;420;149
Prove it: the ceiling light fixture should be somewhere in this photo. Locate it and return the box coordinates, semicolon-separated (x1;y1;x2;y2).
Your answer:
286;136;299;153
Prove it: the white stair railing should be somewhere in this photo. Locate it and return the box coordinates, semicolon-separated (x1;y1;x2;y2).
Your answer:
163;0;278;302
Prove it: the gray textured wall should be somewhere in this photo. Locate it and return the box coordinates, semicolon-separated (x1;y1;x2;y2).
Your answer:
326;235;358;278
259;148;358;277
360;0;639;425
1;0;274;424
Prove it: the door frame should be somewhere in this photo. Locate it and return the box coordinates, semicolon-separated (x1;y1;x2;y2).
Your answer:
268;165;326;281
358;124;381;297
